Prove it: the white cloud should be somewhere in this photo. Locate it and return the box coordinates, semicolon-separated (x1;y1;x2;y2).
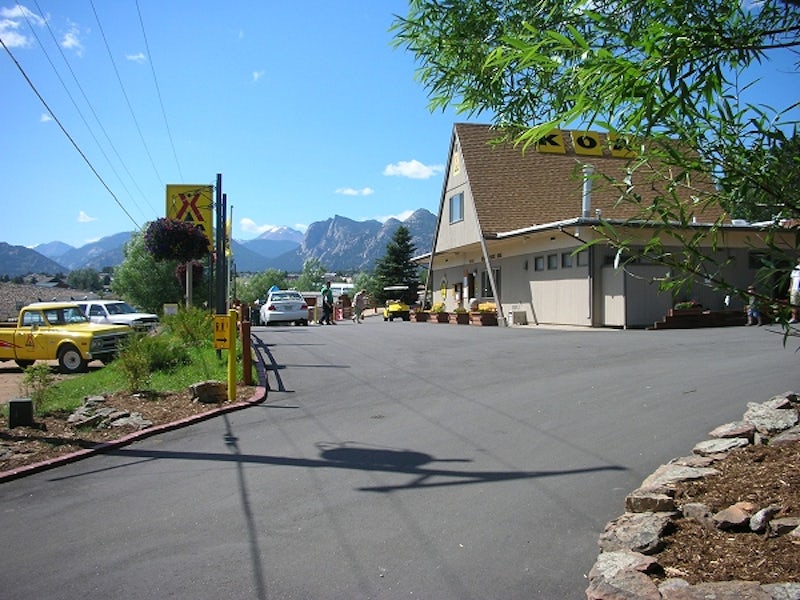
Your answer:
126;52;147;63
0;6;45;48
77;211;97;223
374;210;415;223
335;187;374;196
294;223;308;233
61;23;84;56
252;70;265;82
40;113;52;122
382;159;444;180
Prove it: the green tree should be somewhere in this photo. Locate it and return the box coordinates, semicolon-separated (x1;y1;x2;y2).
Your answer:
294;257;327;292
373;226;419;304
721;132;800;223
393;0;800;319
236;269;289;304
66;268;102;292
111;231;184;314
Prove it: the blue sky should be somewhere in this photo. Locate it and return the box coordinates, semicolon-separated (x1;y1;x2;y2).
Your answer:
1;2;797;251
0;1;463;249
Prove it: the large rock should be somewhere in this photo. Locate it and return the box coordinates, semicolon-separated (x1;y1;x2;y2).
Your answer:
743;402;798;433
598;512;675;554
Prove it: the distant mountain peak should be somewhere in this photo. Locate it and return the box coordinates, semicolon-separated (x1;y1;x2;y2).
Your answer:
1;210;437;276
255;226;304;243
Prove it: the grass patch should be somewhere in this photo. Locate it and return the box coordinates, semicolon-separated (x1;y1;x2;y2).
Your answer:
37;345;253;417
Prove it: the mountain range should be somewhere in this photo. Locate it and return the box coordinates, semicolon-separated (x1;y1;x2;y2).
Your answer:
0;209;437;277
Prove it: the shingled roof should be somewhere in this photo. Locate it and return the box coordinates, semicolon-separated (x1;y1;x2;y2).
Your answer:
453;123;725;237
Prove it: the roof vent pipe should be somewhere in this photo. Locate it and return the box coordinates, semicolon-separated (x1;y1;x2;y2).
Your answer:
582;164;594;218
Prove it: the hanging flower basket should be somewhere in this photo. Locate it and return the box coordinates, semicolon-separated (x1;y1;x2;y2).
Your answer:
144;218;210;262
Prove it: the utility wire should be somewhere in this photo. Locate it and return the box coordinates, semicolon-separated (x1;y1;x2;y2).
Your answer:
26;0;151;221
0;36;141;232
90;0;164;186
136;0;184;181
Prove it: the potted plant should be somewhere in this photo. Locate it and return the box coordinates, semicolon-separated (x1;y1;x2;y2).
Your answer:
430;302;449;323
470;303;499;326
669;300;703;316
450;306;469;324
411;307;429;322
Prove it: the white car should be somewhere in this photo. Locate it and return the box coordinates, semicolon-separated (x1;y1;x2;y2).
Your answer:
77;300;159;332
259;290;309;326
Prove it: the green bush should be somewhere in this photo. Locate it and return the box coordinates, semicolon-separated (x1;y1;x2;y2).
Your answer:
116;334;153;392
163;306;213;348
20;363;55;411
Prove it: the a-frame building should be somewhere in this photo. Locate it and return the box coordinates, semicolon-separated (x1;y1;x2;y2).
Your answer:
420;123;789;328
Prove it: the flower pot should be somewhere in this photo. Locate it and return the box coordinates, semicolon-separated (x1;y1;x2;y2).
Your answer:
411;312;429;322
470;312;498;326
432;312;450;323
450;312;469;324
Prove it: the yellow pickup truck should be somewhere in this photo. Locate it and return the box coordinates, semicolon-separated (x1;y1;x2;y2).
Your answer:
0;302;131;374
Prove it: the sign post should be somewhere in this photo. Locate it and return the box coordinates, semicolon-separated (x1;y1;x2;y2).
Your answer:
212;311;238;402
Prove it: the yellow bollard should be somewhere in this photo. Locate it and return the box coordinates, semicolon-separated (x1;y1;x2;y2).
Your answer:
228;309;237;402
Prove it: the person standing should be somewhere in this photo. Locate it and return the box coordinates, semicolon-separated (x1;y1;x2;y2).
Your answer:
789;260;800;323
320;281;334;325
352;289;367;323
746;286;762;326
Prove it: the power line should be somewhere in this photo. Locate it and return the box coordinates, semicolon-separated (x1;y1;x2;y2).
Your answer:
136;0;184;182
0;35;141;232
89;0;164;186
27;0;154;221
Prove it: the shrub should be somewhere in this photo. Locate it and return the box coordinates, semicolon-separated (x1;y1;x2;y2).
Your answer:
116;334;153;392
163;306;213;348
20;363;54;410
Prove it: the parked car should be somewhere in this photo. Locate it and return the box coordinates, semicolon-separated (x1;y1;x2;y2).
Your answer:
76;300;159;332
260;290;309;326
0;302;130;373
382;285;411;321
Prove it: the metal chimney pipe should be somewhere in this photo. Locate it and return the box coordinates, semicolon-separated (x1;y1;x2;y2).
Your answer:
582;164;594;218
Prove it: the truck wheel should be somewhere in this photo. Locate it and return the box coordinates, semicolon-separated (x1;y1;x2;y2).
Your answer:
58;344;87;374
15;360;34;370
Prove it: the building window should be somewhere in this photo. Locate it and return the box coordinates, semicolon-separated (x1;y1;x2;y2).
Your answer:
449;193;464;224
547;254;558;269
561;252;573;268
481;268;500;299
534;256;545;271
577;250;589;266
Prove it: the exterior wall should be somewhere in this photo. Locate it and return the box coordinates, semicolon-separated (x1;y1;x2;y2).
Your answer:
435;142;484;253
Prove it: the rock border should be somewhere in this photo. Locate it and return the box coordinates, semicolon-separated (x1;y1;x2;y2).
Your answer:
586;391;800;600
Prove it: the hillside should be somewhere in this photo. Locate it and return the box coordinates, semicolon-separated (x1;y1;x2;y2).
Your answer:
0;209;437;276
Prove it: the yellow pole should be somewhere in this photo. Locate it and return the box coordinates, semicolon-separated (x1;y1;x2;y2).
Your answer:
228;309;237;402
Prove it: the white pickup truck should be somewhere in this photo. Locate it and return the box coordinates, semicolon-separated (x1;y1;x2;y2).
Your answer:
76;300;159;332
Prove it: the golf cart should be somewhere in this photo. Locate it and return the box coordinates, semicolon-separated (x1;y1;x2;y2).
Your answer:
382;285;411;321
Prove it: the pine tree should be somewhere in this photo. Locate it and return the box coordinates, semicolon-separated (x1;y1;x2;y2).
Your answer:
374;226;419;305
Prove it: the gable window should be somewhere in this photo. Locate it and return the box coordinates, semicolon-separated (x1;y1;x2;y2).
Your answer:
449;193;464;224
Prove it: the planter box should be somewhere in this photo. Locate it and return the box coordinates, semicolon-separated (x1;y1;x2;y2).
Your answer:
411;312;429;322
431;312;450;323
450;312;470;324
470;312;498;326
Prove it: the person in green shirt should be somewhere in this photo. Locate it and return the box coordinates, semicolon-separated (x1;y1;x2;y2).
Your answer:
320;281;334;325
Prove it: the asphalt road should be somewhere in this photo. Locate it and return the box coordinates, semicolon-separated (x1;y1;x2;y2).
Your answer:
1;320;797;599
